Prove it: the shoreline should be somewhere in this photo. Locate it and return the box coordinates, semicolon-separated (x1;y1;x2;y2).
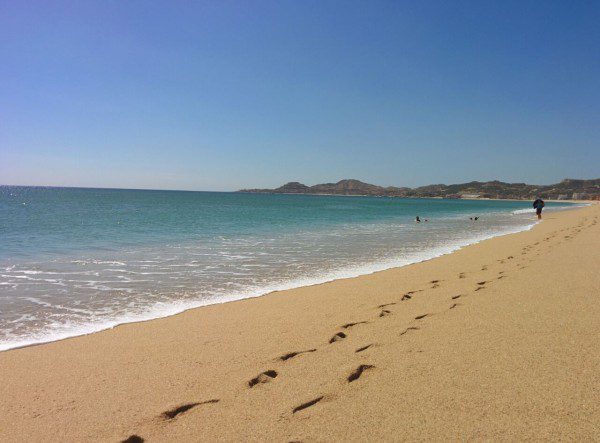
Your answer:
1;203;598;441
1;203;586;352
1;213;544;353
0;201;592;353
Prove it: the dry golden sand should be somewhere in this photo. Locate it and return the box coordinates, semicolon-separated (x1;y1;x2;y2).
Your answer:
1;205;599;442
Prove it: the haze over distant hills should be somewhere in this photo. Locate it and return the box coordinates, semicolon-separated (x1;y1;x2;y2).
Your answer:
239;178;600;200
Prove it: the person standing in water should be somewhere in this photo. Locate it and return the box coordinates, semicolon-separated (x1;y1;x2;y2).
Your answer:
533;198;545;220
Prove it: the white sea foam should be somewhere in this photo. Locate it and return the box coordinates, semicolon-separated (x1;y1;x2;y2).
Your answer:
512;208;535;214
21;297;54;308
71;260;127;266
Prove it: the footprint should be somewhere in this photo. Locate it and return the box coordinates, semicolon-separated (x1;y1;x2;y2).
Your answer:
342;321;368;329
121;436;144;443
451;294;461;300
293;397;324;414
415;314;428;320
507;256;514;259
450;303;460;309
477;281;487;286
249;371;278;387
280;349;316;361
329;332;347;344
481;265;488;271
401;294;412;301
400;326;419;336
431;283;440;289
379;309;391;317
458;273;466;279
162;403;200;420
430;280;440;284
161;400;219;420
347;364;374;383
497;275;505;280
355;344;373;353
378;303;396;308
474;286;485;291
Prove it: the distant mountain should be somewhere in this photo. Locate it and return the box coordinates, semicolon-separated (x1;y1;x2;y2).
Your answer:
239;178;600;200
240;179;403;196
273;182;310;193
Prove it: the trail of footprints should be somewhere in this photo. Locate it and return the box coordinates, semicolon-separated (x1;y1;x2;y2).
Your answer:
122;271;503;440
122;219;600;440
122;280;442;440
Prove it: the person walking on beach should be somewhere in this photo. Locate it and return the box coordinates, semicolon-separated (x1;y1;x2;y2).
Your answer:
533;198;545;220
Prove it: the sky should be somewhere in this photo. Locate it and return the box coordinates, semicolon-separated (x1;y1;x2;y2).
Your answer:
1;1;599;191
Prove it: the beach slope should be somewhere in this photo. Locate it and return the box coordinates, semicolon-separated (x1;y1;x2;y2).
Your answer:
1;205;599;441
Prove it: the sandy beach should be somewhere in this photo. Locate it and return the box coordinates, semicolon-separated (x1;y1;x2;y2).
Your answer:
1;204;598;442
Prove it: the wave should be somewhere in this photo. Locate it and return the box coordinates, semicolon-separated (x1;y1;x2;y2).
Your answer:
512;203;588;215
71;260;127;266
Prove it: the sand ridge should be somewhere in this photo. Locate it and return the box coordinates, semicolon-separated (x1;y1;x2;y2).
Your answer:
0;205;598;441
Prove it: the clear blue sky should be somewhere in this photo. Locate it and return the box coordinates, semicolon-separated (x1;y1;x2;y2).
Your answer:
1;1;599;190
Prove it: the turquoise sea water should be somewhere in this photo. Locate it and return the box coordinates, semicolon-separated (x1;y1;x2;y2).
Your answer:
0;186;579;350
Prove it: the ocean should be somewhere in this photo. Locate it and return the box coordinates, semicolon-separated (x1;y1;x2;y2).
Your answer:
0;186;580;351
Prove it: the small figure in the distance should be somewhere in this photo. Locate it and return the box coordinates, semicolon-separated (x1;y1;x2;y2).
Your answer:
424;219;429;222
533;198;545;220
474;216;479;221
415;216;421;223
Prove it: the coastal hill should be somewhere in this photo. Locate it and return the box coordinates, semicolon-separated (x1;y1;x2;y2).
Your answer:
239;178;600;200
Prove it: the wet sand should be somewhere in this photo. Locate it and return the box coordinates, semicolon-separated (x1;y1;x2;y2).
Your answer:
1;204;599;442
